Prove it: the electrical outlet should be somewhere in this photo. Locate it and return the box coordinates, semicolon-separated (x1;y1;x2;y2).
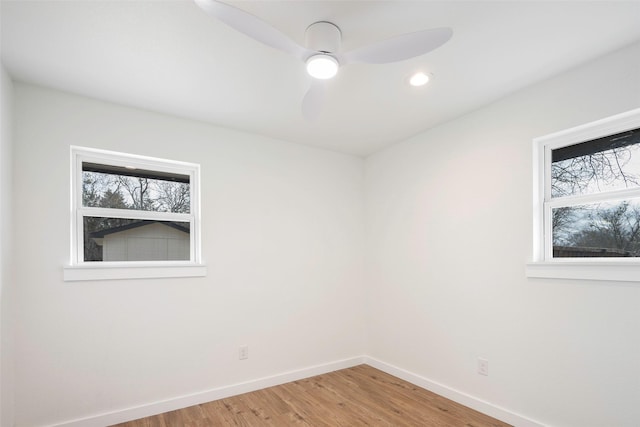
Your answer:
239;345;249;360
478;358;489;376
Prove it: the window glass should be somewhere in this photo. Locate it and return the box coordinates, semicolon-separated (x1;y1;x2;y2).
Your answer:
547;127;640;258
84;217;191;262
82;163;190;213
551;128;640;198
552;199;640;258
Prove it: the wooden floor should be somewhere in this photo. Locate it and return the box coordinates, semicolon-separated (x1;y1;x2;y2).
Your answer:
112;364;511;426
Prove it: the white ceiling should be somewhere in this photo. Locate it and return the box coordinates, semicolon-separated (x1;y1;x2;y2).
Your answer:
2;0;640;156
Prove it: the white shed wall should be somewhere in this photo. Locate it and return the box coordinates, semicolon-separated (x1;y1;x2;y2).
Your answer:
101;223;189;262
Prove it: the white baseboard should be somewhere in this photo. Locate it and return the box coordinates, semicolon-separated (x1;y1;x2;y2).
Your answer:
50;356;366;427
364;356;545;427
50;355;544;427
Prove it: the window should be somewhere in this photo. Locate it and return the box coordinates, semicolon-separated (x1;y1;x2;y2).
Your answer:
528;108;640;281
64;147;205;281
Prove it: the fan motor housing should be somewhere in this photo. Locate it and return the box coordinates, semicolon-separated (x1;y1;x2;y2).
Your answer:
305;21;341;53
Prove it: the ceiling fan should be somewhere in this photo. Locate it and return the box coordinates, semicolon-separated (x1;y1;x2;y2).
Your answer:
194;0;453;120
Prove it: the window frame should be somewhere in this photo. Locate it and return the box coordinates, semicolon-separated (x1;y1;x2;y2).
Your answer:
64;146;206;281
527;108;640;282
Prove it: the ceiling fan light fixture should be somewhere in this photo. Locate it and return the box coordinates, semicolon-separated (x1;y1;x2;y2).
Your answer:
306;54;339;80
409;72;431;87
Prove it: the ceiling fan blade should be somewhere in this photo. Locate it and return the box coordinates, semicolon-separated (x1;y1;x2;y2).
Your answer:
194;0;307;59
301;80;327;121
343;27;453;64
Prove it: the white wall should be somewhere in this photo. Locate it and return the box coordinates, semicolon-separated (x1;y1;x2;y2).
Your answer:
1;64;15;427
11;84;366;426
365;41;640;427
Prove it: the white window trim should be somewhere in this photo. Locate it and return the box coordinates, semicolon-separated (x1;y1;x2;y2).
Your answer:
527;108;640;282
64;146;206;281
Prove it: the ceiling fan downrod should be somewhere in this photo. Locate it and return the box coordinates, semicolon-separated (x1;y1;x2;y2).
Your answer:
305;21;341;53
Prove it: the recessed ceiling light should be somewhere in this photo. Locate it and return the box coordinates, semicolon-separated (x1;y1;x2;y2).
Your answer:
409;72;431;87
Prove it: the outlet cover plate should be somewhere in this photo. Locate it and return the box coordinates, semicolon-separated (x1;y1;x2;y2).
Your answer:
478;358;489;376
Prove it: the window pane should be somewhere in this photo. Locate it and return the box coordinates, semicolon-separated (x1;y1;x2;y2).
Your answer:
84;217;191;262
551;127;640;198
82;163;190;213
552;199;640;258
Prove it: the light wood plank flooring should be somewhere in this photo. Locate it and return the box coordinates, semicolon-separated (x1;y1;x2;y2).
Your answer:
112;364;512;426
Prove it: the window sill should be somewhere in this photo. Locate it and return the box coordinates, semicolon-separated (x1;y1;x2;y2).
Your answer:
63;263;207;282
526;261;640;283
